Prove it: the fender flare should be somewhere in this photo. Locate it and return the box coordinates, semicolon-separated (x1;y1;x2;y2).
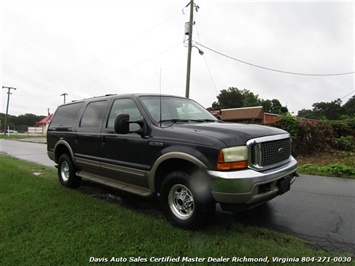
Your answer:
147;151;208;192
54;140;75;164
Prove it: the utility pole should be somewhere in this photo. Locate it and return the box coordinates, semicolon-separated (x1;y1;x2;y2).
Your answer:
2;86;17;134
185;0;194;98
61;93;68;103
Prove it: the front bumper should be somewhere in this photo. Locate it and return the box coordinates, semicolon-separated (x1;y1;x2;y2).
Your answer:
208;156;298;210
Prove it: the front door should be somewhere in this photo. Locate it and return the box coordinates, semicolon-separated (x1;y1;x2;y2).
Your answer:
101;98;149;188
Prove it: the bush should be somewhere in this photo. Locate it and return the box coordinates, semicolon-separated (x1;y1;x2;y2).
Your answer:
333;136;355;151
269;115;355;157
299;163;355;177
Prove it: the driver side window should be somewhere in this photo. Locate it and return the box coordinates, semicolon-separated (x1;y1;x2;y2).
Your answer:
107;99;142;131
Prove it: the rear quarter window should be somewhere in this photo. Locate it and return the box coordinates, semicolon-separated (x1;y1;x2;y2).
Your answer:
50;102;85;128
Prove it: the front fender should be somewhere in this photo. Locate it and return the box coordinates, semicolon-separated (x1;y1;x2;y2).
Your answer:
147;149;209;192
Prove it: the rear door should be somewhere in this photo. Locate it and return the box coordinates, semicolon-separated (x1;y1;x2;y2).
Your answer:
75;100;108;174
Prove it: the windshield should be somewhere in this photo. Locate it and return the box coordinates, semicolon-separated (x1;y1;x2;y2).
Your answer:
140;96;217;124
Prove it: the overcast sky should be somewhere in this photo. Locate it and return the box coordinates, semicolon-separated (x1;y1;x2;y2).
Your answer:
1;0;354;116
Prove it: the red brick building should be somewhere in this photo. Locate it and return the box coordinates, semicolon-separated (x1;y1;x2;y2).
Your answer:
210;107;318;125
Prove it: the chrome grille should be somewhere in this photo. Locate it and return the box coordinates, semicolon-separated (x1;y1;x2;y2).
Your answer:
248;135;291;170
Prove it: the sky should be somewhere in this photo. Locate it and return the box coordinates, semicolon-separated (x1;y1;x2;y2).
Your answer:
1;0;354;117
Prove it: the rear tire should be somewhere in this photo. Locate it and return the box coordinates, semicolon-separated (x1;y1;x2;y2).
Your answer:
160;170;215;229
58;154;81;188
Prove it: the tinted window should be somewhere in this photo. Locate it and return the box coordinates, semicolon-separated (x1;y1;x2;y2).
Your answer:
80;101;107;128
107;99;142;131
140;96;217;122
50;102;84;128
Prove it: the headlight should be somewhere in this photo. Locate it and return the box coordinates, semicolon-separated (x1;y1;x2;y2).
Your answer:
217;146;248;170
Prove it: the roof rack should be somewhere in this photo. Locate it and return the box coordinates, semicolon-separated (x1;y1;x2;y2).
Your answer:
70;94;117;102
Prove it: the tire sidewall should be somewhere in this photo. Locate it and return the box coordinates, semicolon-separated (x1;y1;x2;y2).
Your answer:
58;154;81;188
161;170;215;229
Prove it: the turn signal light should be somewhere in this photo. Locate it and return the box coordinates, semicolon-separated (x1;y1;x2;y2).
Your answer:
217;146;248;171
217;161;248;171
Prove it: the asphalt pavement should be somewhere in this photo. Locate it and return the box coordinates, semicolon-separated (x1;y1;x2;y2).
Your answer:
1;138;354;256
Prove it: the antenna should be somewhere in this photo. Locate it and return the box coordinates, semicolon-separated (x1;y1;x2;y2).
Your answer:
159;68;162;128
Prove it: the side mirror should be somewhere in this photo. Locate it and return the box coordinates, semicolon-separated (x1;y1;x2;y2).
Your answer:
114;114;130;134
114;114;146;135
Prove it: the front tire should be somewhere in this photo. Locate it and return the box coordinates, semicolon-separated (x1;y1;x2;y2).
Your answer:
58;154;81;188
160;171;215;229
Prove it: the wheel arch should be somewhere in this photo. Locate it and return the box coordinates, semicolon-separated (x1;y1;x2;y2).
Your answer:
148;152;208;194
54;140;75;164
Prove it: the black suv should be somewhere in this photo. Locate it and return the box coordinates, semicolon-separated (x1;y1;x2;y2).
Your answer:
47;94;297;228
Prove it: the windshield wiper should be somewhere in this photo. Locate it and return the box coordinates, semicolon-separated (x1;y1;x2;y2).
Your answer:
159;119;217;124
190;119;217;122
159;119;189;124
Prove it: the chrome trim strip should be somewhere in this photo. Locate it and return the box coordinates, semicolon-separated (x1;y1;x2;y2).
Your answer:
246;134;291;171
246;134;290;145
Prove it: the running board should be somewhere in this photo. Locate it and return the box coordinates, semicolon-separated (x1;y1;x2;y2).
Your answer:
76;171;153;197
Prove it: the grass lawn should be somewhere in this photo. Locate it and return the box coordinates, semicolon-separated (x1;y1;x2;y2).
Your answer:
297;151;355;179
0;154;353;266
0;134;45;140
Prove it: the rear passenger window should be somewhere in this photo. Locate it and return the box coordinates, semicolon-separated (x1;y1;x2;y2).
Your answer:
80;101;107;128
50;102;84;128
107;99;142;131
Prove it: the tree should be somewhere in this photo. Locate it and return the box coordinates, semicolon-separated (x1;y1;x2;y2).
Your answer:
312;99;344;120
211;87;261;109
0;112;46;132
343;95;355;116
297;109;318;119
212;87;245;109
244;90;260;107
211;87;288;114
260;99;288;114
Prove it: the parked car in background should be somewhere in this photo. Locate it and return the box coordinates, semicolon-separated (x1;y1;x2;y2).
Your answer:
5;130;18;134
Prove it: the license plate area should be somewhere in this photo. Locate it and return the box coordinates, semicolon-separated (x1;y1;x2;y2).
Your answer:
278;177;291;195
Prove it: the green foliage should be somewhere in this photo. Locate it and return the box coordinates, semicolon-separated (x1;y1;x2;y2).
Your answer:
343;95;355;116
277;114;299;138
0;113;46;132
333;136;355;151
312;99;343;120
299;163;355;178
298;96;354;120
260;99;288;114
211;87;288;114
269;115;355;157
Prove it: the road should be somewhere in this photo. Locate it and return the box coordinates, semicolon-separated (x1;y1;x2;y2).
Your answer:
0;138;53;167
1;138;354;255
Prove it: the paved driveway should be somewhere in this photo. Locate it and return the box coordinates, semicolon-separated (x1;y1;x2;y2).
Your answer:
235;174;355;255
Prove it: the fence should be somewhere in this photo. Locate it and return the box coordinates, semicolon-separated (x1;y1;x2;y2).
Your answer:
27;126;46;135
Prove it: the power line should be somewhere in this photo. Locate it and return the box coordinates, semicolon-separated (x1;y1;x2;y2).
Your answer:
76;42;183;90
195;24;218;95
340;90;355;100
195;42;355;77
33;9;181;88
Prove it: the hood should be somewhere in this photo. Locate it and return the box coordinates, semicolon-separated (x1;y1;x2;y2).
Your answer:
171;122;288;147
